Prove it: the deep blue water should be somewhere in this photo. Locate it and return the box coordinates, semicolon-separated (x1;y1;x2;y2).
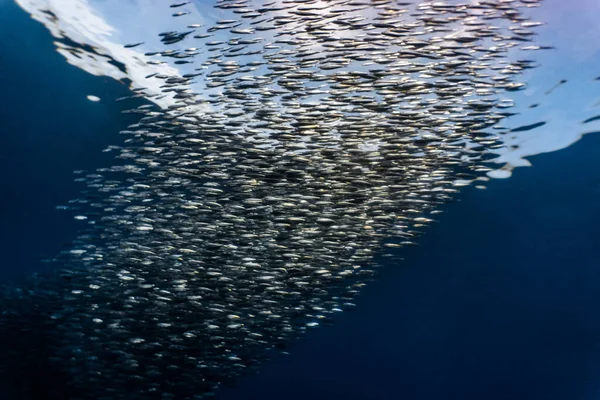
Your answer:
216;133;600;400
1;1;600;399
0;0;146;283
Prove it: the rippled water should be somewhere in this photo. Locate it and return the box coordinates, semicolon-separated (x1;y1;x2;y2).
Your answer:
0;1;599;399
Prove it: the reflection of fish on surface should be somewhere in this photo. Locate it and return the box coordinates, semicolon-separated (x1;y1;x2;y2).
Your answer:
544;79;567;95
0;0;572;399
14;0;211;113
582;115;600;124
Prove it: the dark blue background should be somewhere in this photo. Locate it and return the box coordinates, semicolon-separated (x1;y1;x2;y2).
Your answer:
1;1;600;399
217;136;600;400
0;0;143;283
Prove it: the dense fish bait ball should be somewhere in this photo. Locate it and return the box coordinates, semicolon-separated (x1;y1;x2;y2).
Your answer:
0;0;547;399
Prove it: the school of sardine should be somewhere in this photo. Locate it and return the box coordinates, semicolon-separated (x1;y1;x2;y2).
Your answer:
0;0;548;399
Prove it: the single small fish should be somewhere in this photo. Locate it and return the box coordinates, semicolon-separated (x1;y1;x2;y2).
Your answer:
510;121;547;132
170;1;190;8
124;42;144;48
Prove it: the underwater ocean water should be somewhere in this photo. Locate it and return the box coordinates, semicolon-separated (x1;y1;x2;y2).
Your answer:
1;0;600;399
